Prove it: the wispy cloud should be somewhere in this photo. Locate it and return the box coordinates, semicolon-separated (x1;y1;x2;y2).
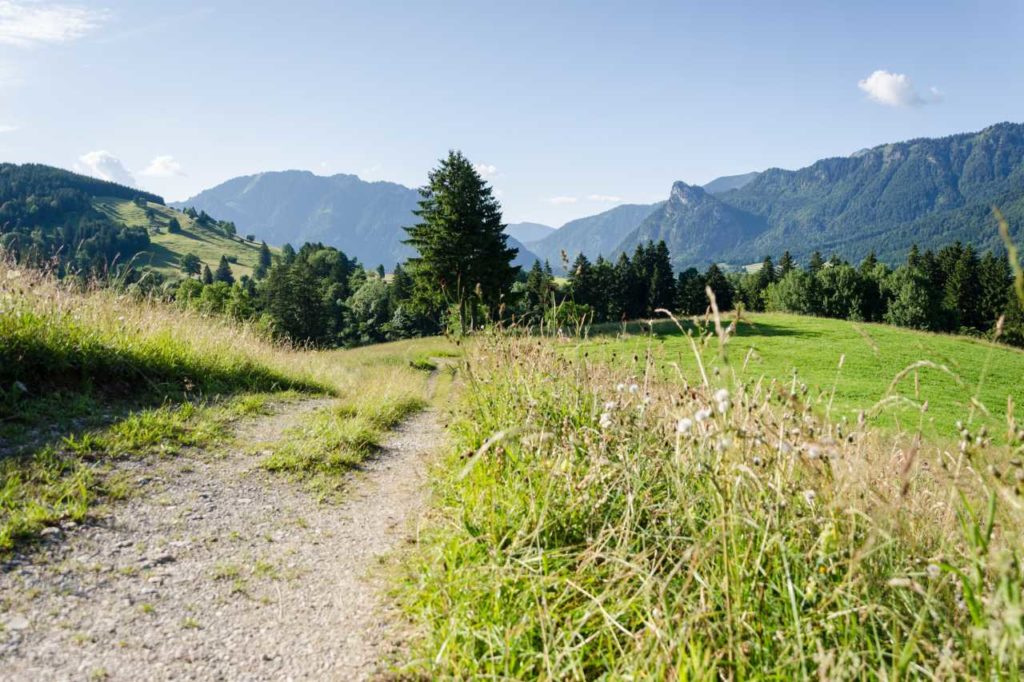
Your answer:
474;162;498;179
0;123;16;133
141;155;184;177
587;194;623;203
77;150;134;186
547;196;578;205
0;1;107;47
857;69;942;107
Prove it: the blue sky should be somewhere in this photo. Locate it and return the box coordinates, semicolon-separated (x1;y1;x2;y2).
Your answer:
0;0;1021;225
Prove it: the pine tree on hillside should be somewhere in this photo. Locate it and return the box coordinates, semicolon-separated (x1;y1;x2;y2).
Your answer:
202;264;214;285
944;245;982;330
808;251;825;274
214;255;235;285
675;268;706;316
403;150;518;330
254;241;272;279
567;253;595;310
648;241;676;314
778;251;795;277
978;251;1011;326
704;263;734;311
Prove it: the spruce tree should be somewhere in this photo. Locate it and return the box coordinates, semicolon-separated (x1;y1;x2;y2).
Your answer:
808;251;825;274
648;241;676;314
202;264;214;285
675;268;706;315
704;264;734;311
778;251;795;276
943;245;981;330
978;251;1011;326
403;150;518;330
214;255;235;285
568;253;594;309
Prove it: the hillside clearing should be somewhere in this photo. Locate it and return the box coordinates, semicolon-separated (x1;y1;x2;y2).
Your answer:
94;198;268;280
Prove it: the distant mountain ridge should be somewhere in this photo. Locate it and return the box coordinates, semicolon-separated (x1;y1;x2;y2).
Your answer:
173;170;540;269
702;171;760;195
634;122;1024;269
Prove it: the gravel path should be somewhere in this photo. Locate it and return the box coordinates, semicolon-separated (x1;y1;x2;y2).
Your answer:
0;399;444;681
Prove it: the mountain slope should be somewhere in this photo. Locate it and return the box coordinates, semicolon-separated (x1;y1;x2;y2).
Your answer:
0;163;264;280
174;170;540;269
626;122;1024;268
718;122;1024;263
702;171;760;194
617;183;768;268
95;198;269;279
529;203;661;267
506;222;555;244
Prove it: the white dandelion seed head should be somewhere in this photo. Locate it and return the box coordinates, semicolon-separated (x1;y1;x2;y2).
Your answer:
714;388;730;404
695;407;713;423
802;489;817;506
599;412;613;430
676;417;693;434
616;383;626;393
604;400;617;411
806;444;822;460
628;384;640;394
926;564;941;579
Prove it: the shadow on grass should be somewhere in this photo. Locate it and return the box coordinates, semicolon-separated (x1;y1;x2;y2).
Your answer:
587;317;821;340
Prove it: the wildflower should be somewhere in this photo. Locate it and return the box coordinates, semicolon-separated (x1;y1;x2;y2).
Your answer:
802;489;817;506
615;383;626;393
716;437;732;452
676;417;693;434
714;388;730;404
628;384;640;395
695;407;713;423
926;564;942;579
599;412;613;430
806;444;822;460
604;400;617;411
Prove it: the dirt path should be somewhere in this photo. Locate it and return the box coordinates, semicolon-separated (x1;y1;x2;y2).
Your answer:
0;399;444;681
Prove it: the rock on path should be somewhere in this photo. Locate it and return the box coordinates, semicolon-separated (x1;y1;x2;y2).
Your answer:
0;400;444;681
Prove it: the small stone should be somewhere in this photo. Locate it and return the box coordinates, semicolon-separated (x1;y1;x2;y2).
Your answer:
5;615;29;630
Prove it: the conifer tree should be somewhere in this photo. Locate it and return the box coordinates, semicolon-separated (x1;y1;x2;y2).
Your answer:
778;250;795;276
703;263;734;311
214;255;235;285
403;150;518;330
202;264;213;285
808;251;825;273
648;241;676;314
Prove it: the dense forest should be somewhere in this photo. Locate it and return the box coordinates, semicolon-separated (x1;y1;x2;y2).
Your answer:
0;164;161;275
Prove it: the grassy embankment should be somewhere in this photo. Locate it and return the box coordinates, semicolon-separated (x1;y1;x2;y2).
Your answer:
402;318;1024;678
0;260;455;554
94;198;269;280
583;312;1024;444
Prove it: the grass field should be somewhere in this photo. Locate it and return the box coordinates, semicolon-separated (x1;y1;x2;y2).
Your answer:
402;332;1024;679
575;312;1024;443
94;198;269;280
0;260;455;554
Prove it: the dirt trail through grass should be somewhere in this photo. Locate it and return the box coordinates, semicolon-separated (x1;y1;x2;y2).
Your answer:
0;397;444;681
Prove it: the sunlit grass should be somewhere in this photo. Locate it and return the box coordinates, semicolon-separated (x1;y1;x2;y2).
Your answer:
401;331;1024;679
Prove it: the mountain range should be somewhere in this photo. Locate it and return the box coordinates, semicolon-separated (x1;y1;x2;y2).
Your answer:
171;171;540;270
167;121;1024;272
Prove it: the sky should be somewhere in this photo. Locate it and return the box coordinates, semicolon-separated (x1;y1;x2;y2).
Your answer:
0;0;1022;226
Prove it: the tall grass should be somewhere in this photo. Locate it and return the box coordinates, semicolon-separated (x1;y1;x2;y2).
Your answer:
402;329;1024;678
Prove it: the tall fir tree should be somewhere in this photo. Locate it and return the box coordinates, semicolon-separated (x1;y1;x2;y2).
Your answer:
202;264;214;285
703;263;734;312
403;150;518;330
648;241;677;315
808;251;825;274
214;255;235;285
778;250;795;277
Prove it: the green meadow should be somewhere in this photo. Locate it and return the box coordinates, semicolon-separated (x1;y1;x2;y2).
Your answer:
576;312;1024;443
94;198;268;280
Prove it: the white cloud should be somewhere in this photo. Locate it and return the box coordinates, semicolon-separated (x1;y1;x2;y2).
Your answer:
77;150;134;186
857;69;942;107
587;194;623;203
0;1;106;47
140;155;184;177
474;162;498;179
0;123;16;133
547;196;578;205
